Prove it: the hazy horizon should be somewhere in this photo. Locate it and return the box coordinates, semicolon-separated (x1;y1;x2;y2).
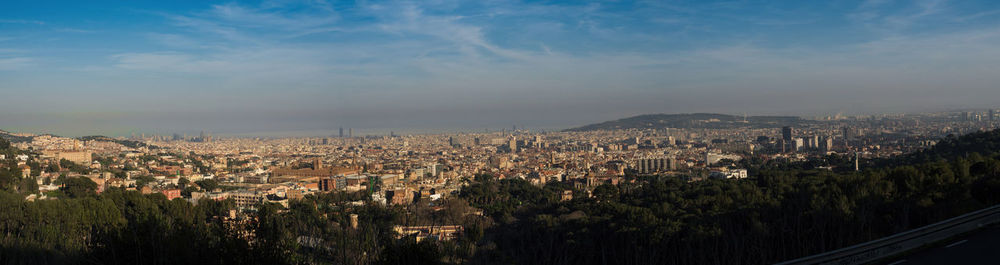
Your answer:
0;107;989;138
4;0;1000;137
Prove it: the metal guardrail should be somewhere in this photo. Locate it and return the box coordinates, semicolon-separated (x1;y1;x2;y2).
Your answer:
776;204;1000;265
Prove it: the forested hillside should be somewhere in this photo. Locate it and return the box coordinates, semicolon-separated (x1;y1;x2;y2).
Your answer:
460;129;1000;264
564;113;806;131
0;130;35;143
76;135;158;149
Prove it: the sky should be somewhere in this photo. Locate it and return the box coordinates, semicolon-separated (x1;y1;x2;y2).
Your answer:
3;0;1000;137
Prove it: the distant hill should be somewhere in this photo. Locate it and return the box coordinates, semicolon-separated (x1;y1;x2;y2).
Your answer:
0;130;158;149
77;135;158;149
564;113;807;132
0;130;37;143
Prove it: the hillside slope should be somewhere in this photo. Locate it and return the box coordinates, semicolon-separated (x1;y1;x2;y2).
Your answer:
564;113;806;131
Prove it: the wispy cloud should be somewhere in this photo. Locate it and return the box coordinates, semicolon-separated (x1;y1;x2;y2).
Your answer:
0;19;45;25
160;1;343;45
208;2;338;30
166;14;260;44
53;28;96;33
369;3;530;60
145;33;220;50
850;0;952;31
955;9;1000;22
0;57;33;70
109;0;1000;93
884;0;948;27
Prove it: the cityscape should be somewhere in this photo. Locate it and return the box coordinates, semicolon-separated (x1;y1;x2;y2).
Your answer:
3;109;1000;264
6;0;1000;265
11;110;1000;209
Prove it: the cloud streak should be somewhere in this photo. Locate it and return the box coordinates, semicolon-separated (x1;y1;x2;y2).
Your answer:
0;19;45;25
0;57;32;70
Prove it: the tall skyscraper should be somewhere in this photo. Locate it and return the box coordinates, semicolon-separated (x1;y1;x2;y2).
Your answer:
792;138;804;151
635;157;673;174
509;136;518;153
198;130;211;142
782;126;793;141
855;152;860;171
339;127;344;138
991;109;996;121
842;127;854;140
349;128;353;138
821;137;833;151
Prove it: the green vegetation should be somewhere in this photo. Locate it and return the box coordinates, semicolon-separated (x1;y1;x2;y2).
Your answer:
458;130;1000;264
0;189;252;264
134;175;156;187
59;159;90;174
196;179;219;191
0;138;37;194
76;135;158;149
59;177;97;198
191;158;212;173
0;187;483;265
0;130;35;143
93;155;115;168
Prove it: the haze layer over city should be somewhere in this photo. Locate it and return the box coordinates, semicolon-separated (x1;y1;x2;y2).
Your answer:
5;1;1000;265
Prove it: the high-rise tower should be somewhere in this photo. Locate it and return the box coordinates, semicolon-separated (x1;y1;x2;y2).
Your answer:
781;126;793;141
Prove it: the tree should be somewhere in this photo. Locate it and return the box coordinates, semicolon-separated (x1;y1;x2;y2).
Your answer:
592;183;620;202
60;159;89;174
0;165;17;192
134;175;156;187
181;187;198;198
27;161;41;177
45;163;59;173
251;202;297;264
196;179;219;192
53;174;67;185
378;240;443;265
60;177;97;198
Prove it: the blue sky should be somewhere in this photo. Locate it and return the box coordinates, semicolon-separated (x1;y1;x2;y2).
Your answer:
3;0;1000;136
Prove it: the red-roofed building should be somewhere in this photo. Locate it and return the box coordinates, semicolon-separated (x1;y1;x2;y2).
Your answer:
162;189;181;200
